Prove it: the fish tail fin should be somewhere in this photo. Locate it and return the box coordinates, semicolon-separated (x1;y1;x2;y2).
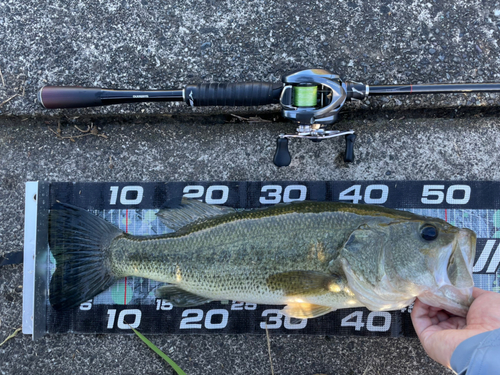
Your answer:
49;202;123;310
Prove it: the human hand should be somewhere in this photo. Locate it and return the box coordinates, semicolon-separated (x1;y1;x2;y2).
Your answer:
411;287;500;369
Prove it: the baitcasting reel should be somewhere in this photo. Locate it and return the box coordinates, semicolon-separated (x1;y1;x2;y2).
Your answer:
275;69;364;166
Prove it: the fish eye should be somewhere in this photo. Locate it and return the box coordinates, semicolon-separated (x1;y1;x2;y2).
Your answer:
420;224;438;241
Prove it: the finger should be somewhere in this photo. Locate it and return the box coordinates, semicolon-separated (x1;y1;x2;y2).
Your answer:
435;310;451;323
443;316;467;330
427;307;444;318
426;306;448;324
472;287;488;299
428;305;444;312
411;299;434;336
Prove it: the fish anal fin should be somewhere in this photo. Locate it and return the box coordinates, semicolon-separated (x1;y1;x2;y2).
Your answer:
155;285;211;307
281;303;333;319
267;270;346;296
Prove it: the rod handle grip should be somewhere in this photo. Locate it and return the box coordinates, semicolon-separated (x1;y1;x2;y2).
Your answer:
184;82;283;106
38;86;103;109
344;133;356;163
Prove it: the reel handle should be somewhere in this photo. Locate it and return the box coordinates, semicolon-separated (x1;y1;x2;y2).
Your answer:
344;133;356;163
273;137;292;167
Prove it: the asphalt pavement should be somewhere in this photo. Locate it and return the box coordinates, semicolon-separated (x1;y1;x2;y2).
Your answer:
1;0;500;374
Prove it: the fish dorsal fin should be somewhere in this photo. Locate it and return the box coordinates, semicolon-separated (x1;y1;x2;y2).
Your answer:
267;271;346;296
156;198;236;230
281;303;333;319
155;285;212;307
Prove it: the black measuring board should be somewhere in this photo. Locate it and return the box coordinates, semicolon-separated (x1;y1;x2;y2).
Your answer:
24;181;500;338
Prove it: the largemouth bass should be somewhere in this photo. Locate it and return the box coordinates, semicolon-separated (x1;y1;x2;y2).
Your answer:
49;200;476;318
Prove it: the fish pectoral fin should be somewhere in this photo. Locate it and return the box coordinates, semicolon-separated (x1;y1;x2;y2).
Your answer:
267;270;346;296
155;285;211;307
281;303;333;319
156;198;236;231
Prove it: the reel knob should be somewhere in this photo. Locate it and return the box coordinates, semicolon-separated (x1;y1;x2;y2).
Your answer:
344;133;356;163
273;137;292;167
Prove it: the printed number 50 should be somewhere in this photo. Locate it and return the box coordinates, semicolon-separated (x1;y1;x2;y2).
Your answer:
421;185;471;205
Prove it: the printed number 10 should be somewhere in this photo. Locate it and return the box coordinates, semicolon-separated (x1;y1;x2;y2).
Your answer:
110;186;144;205
107;309;142;329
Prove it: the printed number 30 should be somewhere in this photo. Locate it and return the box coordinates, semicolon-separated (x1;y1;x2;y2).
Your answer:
259;185;307;204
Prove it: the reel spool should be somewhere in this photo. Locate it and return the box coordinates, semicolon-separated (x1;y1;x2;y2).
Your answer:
293;85;318;107
274;69;356;167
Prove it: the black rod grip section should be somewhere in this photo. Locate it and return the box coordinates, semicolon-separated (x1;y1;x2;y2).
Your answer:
273;138;292;167
184;82;283;106
344;133;356;163
38;86;103;109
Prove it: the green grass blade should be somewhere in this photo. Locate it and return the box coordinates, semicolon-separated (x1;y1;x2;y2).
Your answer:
131;327;187;375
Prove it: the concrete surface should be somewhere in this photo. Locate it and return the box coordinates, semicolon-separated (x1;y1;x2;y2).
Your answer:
1;0;500;374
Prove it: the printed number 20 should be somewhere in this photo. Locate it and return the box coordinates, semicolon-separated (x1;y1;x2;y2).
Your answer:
183;185;229;204
179;309;229;329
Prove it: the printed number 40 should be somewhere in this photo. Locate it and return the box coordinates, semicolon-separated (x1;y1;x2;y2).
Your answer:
339;184;388;204
341;311;391;332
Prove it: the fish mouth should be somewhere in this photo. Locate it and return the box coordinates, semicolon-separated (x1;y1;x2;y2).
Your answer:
420;228;476;317
417;287;472;317
460;228;476;276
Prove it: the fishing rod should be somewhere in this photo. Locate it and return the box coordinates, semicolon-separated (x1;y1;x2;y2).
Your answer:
38;69;500;167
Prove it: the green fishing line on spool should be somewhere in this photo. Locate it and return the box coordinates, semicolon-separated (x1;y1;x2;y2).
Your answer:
293;86;318;107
